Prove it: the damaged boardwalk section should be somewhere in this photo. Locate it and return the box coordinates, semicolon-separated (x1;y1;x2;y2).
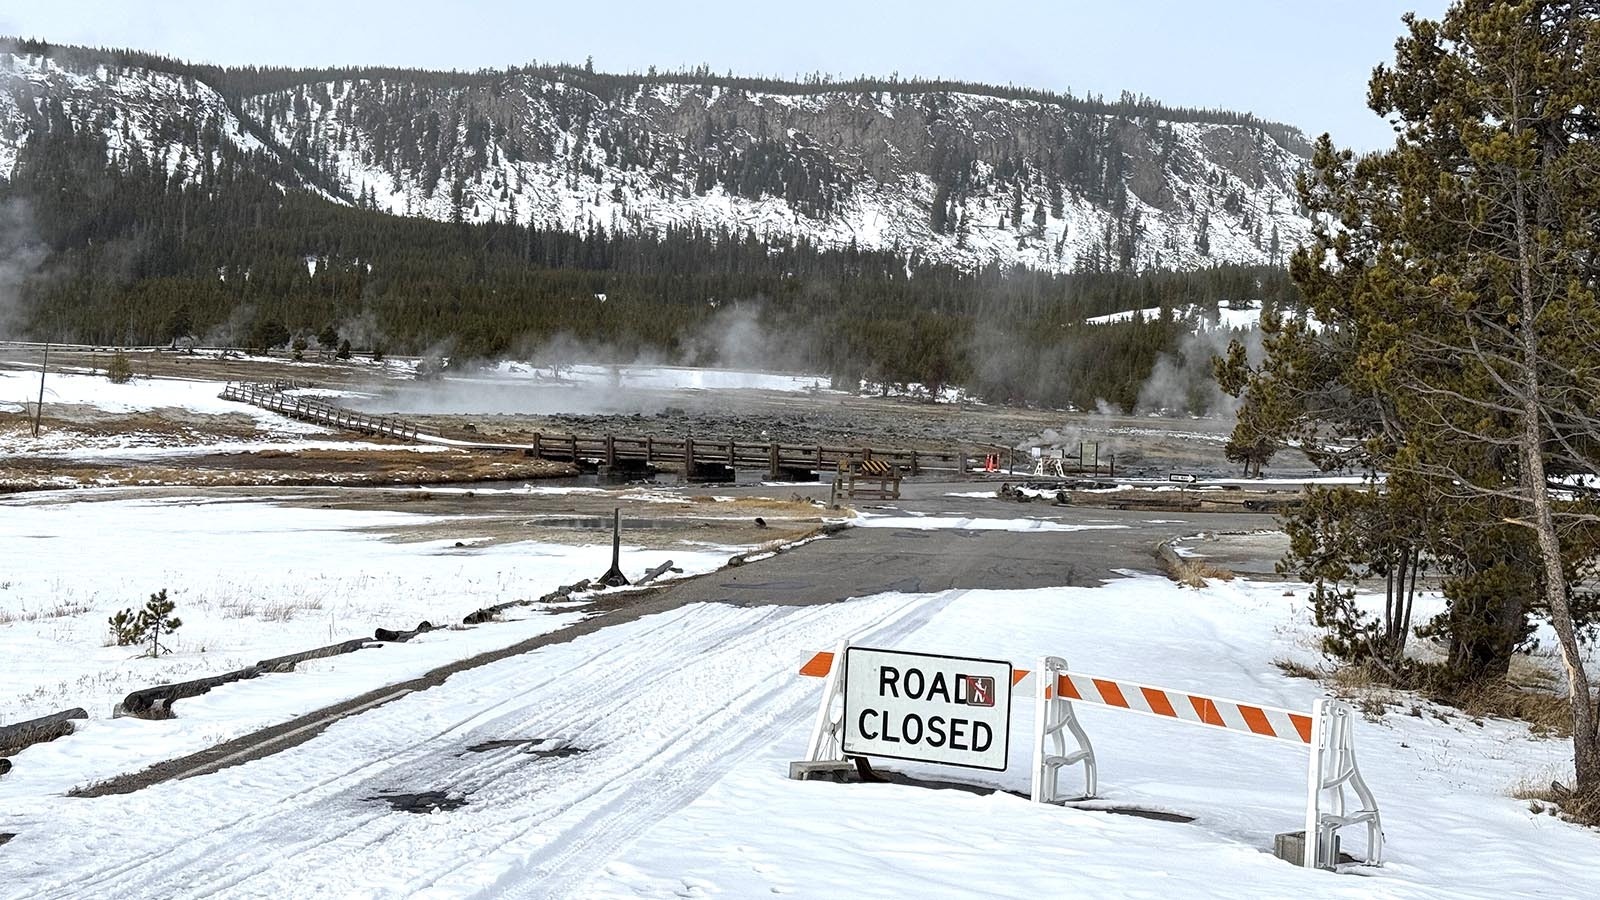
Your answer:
221;381;974;480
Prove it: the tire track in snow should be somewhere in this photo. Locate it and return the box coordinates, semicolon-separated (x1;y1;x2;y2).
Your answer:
22;592;957;899
21;604;713;900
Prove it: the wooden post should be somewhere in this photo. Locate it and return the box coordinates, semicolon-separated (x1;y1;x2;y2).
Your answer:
605;434;616;467
646;435;654;465
769;442;780;481
959;449;969;475
1093;442;1100;476
815;446;823;471
569;434;578;462
532;433;542;459
685;437;696;475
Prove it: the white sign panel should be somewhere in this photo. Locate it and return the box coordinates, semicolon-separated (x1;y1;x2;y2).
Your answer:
842;647;1014;771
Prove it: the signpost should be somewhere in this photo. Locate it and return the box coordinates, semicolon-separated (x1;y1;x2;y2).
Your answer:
828;646;1015;772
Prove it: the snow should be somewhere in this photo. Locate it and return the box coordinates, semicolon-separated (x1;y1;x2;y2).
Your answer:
490;361;832;394
0;369;317;426
853;514;1127;533
582;579;1594;899
2;574;1594;897
0;491;744;728
1086;301;1326;334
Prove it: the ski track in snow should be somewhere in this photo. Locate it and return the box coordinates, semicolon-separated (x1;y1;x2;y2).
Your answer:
5;593;949;899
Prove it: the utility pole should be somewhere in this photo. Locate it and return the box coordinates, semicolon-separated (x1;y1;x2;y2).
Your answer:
32;341;48;438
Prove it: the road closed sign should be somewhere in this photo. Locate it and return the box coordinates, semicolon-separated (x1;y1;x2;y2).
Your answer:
842;647;1014;771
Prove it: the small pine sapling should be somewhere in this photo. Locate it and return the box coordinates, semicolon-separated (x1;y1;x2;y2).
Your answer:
108;607;142;646
106;350;133;384
139;589;182;658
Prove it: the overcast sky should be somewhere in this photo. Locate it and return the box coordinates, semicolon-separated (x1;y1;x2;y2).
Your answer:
2;1;1449;150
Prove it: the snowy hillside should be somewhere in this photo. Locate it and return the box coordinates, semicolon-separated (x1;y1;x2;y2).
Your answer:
1;46;1315;274
0;52;269;188
241;78;1311;273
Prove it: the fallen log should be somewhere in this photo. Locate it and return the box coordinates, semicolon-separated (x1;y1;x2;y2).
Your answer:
636;560;681;585
0;707;89;760
374;621;434;643
254;638;379;675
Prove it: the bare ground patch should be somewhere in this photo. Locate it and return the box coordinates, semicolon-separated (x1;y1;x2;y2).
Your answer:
1;447;575;491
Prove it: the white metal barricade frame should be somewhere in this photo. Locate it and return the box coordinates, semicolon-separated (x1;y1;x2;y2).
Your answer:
1031;658;1383;870
1030;655;1096;803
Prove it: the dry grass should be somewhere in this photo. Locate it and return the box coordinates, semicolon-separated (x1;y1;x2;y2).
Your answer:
1324;662;1404;720
3;448;575;490
218;596;324;622
1272;658;1322;680
0;602;93;626
1155;542;1235;588
1512;778;1600;827
1450;681;1573;738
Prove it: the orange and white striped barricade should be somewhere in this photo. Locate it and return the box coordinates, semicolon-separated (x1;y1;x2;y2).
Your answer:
1033;660;1383;870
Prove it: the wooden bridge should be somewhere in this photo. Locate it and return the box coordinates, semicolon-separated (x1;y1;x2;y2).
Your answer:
221;382;434;441
221;382;982;480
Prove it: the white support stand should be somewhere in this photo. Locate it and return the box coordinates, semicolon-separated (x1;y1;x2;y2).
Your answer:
1303;699;1384;869
803;639;851;764
1030;656;1097;803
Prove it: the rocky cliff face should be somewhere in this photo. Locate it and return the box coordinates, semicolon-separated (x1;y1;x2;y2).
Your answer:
2;48;1313;274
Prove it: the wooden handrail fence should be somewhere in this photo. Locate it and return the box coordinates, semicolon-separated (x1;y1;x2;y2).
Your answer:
222;381;1005;479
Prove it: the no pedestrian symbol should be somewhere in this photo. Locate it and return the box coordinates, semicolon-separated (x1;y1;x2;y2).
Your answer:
961;675;995;707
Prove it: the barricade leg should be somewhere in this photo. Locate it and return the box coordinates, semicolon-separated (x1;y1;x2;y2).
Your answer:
803;640;850;764
1304;699;1383;869
1030;656;1096;803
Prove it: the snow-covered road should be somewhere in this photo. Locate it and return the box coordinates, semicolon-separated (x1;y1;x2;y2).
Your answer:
3;593;948;898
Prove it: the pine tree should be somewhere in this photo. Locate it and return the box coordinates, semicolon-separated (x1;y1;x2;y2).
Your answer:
1222;0;1600;808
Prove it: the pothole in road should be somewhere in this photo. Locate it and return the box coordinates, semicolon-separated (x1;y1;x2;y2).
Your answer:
366;790;468;814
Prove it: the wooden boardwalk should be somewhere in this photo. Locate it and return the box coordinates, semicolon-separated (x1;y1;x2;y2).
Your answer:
221;383;433;441
221;382;976;478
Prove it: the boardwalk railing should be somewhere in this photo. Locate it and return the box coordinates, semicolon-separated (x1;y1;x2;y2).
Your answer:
220;382;431;441
223;381;1004;478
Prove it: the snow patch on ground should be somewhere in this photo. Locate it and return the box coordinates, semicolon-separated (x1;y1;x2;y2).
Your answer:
0;492;743;725
854;513;1127;533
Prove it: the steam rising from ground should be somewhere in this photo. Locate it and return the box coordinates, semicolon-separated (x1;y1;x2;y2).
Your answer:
0;199;47;339
352;304;827;417
1134;316;1264;417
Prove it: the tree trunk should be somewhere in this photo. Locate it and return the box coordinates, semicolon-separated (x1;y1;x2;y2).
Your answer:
1513;175;1600;795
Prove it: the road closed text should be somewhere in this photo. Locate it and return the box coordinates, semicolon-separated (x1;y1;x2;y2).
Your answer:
842;647;1013;771
855;707;995;752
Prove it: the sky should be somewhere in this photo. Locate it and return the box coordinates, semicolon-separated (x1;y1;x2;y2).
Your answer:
0;1;1450;151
